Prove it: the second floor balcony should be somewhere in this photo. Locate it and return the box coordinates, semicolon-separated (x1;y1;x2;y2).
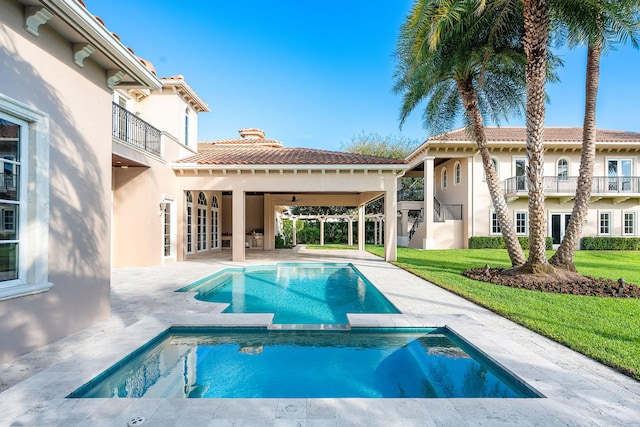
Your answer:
503;176;640;203
112;102;161;157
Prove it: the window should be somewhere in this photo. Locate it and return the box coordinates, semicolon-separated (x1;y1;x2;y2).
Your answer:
515;211;528;235
184;108;190;146
197;192;207;252
162;202;171;257
186;191;193;254
441;167;448;189
0;118;20;283
0;96;50;300
211;196;219;250
599;212;612;235
557;158;569;181
490;211;502;235
608;159;632;192
623;211;636;236
514;158;527;191
454;161;461;185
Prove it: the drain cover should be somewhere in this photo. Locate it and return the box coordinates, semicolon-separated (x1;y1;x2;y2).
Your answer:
128;417;145;426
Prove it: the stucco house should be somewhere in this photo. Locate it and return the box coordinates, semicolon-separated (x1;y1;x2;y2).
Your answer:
0;0;405;363
399;127;640;249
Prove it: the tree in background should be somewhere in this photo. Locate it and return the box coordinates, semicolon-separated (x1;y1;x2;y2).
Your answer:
394;0;538;267
549;0;640;271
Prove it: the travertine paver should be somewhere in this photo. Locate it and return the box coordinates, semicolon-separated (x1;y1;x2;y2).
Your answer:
0;248;639;426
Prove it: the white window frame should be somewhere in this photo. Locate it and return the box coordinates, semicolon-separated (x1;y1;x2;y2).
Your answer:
441;167;448;189
515;211;528;235
186;191;194;254
454;161;461;185
0;95;51;301
490;211;501;235
210;195;219;250
599;211;612;236
623;211;637;236
557;158;569;181
196;192;207;252
162;195;176;261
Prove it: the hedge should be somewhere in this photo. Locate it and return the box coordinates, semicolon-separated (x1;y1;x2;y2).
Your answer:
581;237;640;250
469;236;553;250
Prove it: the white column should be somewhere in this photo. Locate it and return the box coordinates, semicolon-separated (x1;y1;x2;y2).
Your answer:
263;194;274;250
232;190;245;262
292;218;297;246
384;188;398;262
424;156;435;249
348;219;353;246
400;209;409;237
374;220;378;245
358;205;365;251
319;218;325;246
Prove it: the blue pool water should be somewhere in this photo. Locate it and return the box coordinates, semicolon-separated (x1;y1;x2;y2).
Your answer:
68;327;540;399
177;263;399;324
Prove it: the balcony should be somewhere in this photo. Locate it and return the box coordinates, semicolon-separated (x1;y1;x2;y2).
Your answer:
503;176;640;203
112;102;161;157
397;187;424;202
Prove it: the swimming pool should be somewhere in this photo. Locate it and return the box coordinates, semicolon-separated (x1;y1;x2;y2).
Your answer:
68;327;540;399
177;263;399;324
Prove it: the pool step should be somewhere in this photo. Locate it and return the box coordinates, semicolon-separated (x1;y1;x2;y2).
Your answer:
268;324;351;331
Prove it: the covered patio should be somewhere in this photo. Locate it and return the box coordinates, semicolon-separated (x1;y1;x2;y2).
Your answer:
172;129;406;262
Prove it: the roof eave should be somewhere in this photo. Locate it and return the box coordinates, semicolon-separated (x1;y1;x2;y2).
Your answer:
172;163;406;172
41;0;162;90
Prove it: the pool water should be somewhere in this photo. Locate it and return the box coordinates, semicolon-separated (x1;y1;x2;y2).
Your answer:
68;327;540;399
177;263;399;324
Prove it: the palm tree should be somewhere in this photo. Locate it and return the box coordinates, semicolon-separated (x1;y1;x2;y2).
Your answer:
395;0;529;267
550;0;640;271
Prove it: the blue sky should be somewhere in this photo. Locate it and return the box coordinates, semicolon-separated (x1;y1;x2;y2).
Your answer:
87;0;640;151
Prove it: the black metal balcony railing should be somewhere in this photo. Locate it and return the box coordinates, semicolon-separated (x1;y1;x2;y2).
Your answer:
503;176;640;195
398;187;425;202
112;103;161;156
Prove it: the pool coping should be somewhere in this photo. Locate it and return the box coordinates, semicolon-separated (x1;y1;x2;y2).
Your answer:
1;249;639;426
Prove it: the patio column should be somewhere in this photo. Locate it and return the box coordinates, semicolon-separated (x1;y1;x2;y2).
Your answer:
347;218;353;246
384;188;398;261
358;204;365;251
400;209;409;237
292;218;297;246
232;190;245;262
374;220;378;245
424;156;435;249
319;218;325;246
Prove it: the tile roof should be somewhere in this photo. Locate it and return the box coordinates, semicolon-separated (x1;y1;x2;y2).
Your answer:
429;127;640;143
176;146;406;166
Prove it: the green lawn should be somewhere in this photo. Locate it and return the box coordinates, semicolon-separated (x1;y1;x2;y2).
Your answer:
366;245;640;380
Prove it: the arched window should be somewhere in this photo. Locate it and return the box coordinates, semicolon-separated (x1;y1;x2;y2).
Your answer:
557;158;569;181
441;167;448;189
210;196;219;250
197;192;207;252
454;161;461;185
185;191;193;254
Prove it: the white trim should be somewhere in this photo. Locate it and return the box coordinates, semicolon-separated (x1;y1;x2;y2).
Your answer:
171;163;404;172
454;161;461;185
598;210;613;236
514;210;528;235
0;95;52;301
441;167;448;189
622;211;637;236
161;195;176;262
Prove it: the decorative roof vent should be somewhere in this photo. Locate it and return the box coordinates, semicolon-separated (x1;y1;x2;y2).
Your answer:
238;128;265;139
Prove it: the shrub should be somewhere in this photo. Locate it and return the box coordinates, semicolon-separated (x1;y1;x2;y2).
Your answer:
581;237;640;250
469;236;552;250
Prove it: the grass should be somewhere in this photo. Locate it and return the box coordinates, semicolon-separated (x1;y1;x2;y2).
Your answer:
366;245;640;381
305;243;358;250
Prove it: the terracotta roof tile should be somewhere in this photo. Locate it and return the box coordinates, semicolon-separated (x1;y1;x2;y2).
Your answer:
176;146;406;166
429;127;640;143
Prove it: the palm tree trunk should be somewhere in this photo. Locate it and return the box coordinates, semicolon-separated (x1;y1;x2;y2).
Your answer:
457;79;526;267
522;0;553;273
550;42;601;271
